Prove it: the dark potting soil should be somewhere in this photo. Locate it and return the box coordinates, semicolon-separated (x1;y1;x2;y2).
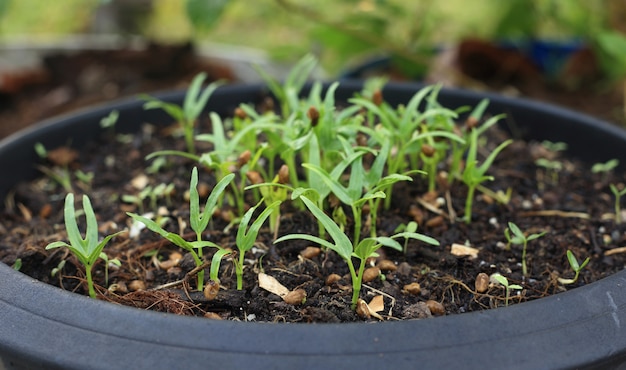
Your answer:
1;103;626;323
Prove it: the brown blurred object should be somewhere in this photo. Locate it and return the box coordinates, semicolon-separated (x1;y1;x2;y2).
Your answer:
0;42;236;139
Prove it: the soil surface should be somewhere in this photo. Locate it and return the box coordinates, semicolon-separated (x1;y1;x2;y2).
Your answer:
1;97;626;323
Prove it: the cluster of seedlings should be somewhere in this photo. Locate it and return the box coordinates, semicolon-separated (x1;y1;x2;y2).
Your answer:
20;55;625;320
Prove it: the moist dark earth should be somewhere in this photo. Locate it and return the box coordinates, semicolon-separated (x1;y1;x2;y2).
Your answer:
1;103;626;323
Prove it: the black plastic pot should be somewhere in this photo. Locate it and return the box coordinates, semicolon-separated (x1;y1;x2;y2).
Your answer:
1;82;626;370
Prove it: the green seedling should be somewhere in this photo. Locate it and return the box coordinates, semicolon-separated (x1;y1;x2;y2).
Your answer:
99;252;121;287
12;258;21;271
244;165;291;238
462;128;512;223
558;250;590;285
34;142;73;192
491;273;522;307
610;183;626;224
275;194;438;310
74;170;94;189
394;221;418;254
46;194;124;298
535;158;563;185
234;199;281;290
142;72;223;154
541;140;568;153
504;222;546;277
100;109;119;135
592;159;619;183
128;169;234;291
254;53;318;118
51;260;66;277
350;85;462;203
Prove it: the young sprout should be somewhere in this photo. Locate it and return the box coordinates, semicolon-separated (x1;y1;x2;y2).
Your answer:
46;194;124;298
504;222;546;277
610;183;626;224
394;221;418;254
245;165;291;238
541;140;568;153
535;158;563;185
592;159;619;183
142;73;222;154
491;273;523;307
234;199;281;290
558;250;590;285
99;109;119;132
99;252;121;287
128;169;234;291
34;142;73;192
462;128;512;224
275;193;438;310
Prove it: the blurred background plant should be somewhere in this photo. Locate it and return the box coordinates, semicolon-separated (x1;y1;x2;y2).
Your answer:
0;0;624;128
0;0;623;79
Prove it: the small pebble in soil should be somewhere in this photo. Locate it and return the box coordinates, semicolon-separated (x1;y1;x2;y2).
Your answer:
300;246;321;259
362;267;381;283
402;302;432;319
426;300;445;316
396;262;412;276
376;259;397;272
403;282;421;295
475;272;490;293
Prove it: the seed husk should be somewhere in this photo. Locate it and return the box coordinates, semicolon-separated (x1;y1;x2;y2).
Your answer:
325;273;342;285
377;259;397;272
362;267;381;283
475;272;490;293
203;279;220;300
426;300;445;316
300;246;321;259
283;289;307;305
403;282;421;295
128;280;145;291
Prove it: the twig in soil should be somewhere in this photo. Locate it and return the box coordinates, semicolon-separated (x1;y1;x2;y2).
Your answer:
444;190;457;223
415;197;448;219
605;246;626;256
152;260;212;291
519;210;590;219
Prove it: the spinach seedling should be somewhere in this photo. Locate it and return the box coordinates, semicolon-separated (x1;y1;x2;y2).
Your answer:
535;158;563;185
462;128;512;223
504;222;546;277
234;199;281;290
394;221;418;254
591;159;619;183
275;194;438;310
46;194;124;298
99;109;119;136
610;183;626;224
128;169;234;291
142;72;222;154
491;273;522;307
558;250;590;285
